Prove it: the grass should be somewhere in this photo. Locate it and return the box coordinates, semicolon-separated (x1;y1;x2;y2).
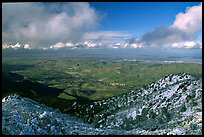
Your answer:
2;58;202;101
58;93;76;100
2;58;202;126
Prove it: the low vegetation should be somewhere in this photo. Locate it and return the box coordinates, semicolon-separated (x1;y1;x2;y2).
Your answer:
2;58;202;101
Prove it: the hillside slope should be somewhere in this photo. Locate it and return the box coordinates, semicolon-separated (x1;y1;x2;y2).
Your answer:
65;73;202;134
2;95;128;135
2;73;202;135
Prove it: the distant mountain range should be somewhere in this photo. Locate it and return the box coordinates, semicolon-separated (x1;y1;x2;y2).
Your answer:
2;73;202;135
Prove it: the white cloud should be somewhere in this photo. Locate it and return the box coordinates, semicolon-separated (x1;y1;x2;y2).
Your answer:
115;43;121;46
65;42;75;47
24;44;31;49
171;41;201;49
42;47;49;50
106;42;145;49
171;3;202;35
2;3;100;48
199;41;202;48
141;3;202;48
48;41;98;49
123;43;129;48
12;43;21;49
2;3;202;50
2;44;11;49
2;43;21;49
130;43;144;48
83;41;97;48
50;42;65;49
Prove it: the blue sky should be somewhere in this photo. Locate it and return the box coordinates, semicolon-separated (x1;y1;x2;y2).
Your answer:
90;2;201;35
2;2;202;49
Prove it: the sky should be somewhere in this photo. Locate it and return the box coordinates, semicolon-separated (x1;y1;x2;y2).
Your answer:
2;2;202;50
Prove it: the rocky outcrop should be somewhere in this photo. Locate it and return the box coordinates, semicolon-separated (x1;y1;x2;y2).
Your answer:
2;95;129;135
2;73;202;135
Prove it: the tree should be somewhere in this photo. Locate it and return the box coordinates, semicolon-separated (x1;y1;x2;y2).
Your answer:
180;104;187;112
123;117;134;130
190;100;198;106
142;107;148;115
149;110;157;119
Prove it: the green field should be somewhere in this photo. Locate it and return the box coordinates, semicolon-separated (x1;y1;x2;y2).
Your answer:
2;58;202;101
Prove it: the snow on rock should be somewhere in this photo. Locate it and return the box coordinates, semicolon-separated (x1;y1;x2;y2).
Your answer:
87;73;202;134
127;110;137;119
163;84;179;98
39;111;48;119
167;128;187;135
2;95;128;135
2;73;202;135
2;97;6;103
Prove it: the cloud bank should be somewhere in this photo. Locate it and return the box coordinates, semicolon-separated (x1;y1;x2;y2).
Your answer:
2;2;100;48
82;31;131;46
171;41;201;49
140;2;202;48
2;2;202;50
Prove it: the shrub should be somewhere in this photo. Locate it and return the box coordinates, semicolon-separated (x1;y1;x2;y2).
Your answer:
191;92;196;98
141;107;148;115
190;123;198;130
180;104;187;112
149;110;157;119
190;100;198;106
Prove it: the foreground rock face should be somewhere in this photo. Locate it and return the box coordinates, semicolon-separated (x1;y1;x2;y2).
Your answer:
2;73;202;135
2;95;128;135
87;73;202;134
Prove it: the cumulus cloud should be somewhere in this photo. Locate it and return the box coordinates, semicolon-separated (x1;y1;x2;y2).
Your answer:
83;41;97;48
3;43;21;49
2;2;100;48
2;2;202;50
115;43;121;46
140;2;202;48
198;40;202;48
12;43;21;49
171;41;202;49
65;42;75;48
24;44;31;49
129;43;144;48
2;44;12;49
49;41;100;49
171;2;202;35
50;42;65;49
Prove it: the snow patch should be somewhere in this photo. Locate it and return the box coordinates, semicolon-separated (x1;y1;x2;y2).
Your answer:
163;84;179;98
167;128;187;135
127;110;137;120
2;97;6;103
39;111;48;119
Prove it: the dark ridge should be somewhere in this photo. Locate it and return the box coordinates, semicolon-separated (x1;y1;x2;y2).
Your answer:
2;63;35;73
